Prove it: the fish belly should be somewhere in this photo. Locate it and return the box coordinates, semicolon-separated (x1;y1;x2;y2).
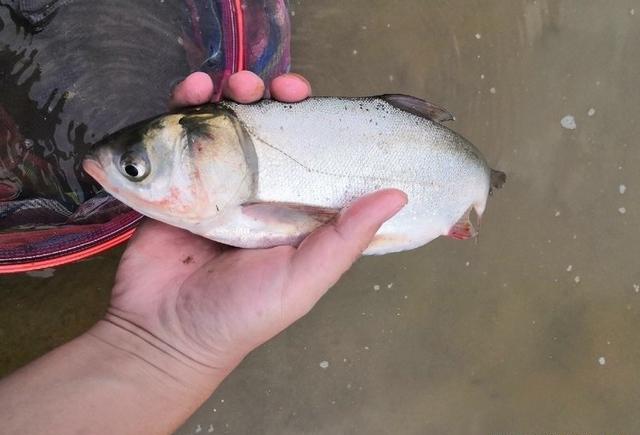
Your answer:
225;98;490;254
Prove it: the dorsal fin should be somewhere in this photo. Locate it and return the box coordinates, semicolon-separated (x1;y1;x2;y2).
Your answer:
380;94;455;123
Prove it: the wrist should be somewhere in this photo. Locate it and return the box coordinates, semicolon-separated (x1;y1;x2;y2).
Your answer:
85;318;231;405
0;318;236;435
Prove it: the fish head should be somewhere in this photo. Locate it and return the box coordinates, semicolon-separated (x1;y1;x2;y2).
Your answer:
83;106;254;226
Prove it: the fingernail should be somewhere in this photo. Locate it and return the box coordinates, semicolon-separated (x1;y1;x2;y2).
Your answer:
386;191;409;217
286;72;310;83
286;72;312;95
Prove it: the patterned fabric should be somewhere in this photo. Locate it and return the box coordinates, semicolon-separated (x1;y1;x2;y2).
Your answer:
0;0;290;269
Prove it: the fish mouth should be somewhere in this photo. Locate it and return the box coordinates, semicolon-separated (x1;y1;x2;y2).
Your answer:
82;153;107;186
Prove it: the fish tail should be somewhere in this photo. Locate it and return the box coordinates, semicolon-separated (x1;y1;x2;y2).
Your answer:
489;169;506;195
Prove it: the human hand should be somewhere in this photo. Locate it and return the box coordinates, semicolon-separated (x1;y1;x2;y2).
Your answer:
0;71;406;435
98;71;407;386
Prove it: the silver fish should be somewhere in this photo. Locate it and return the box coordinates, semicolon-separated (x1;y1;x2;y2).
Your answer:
83;95;505;255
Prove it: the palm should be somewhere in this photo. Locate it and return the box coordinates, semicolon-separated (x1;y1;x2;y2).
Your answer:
110;221;222;310
109;220;294;366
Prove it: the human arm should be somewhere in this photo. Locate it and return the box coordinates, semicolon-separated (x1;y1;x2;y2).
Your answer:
0;71;407;435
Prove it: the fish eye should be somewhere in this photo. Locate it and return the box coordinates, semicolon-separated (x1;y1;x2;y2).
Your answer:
119;152;150;181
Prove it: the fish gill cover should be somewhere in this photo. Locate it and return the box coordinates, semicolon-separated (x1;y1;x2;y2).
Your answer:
0;0;290;270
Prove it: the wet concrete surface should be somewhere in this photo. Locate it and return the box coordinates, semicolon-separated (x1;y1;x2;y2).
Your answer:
3;0;640;433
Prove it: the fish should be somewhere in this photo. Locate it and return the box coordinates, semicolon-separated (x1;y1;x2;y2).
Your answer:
83;95;506;255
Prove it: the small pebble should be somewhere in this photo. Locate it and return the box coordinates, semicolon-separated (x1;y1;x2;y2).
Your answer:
319;361;329;369
633;284;639;293
26;268;56;278
566;265;573;272
561;115;577;130
618;207;627;214
373;284;381;291
587;108;596;117
489;87;496;94
619;184;626;194
598;356;606;366
554;210;561;217
475;33;482;39
574;276;581;284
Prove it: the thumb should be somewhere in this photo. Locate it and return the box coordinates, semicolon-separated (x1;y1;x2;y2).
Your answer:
288;189;407;310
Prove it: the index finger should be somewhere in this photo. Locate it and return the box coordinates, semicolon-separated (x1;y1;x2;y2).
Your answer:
270;73;312;103
169;72;214;108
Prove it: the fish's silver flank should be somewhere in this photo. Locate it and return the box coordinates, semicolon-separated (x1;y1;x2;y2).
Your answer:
83;95;504;255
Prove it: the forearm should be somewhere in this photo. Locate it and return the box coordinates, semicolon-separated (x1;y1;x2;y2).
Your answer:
0;320;230;435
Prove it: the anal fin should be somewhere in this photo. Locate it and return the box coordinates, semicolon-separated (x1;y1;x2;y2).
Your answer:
241;202;339;228
447;208;478;241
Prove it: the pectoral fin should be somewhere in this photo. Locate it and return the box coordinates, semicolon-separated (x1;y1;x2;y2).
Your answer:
241;202;339;230
204;203;340;249
380;94;455;123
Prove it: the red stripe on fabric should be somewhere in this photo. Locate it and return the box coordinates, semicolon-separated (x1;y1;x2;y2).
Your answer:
234;0;245;71
0;228;136;274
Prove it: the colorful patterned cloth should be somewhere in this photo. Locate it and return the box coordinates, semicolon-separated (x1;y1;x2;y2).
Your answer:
0;0;290;270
